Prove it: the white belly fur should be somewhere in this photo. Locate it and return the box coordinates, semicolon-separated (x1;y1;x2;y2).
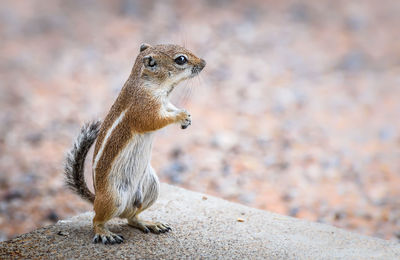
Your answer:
108;132;160;216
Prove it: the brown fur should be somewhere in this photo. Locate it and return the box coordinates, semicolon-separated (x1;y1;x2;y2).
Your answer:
93;44;205;189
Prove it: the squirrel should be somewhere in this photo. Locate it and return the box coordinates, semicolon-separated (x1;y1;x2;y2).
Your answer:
64;43;206;245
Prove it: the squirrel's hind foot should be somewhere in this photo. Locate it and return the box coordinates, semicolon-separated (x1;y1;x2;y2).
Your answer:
128;218;171;234
92;232;124;245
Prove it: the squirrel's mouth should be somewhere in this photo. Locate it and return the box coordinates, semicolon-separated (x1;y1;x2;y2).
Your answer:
191;59;206;77
191;66;204;77
190;68;200;77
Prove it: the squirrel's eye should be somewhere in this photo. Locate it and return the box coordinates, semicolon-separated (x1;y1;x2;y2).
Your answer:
149;59;156;67
175;55;187;65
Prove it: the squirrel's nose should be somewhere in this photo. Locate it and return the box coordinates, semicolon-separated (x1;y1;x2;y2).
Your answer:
199;59;206;69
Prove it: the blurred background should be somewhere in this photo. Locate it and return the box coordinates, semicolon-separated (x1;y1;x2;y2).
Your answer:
0;0;400;242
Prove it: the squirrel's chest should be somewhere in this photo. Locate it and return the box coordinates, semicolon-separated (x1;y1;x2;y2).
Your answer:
110;133;155;176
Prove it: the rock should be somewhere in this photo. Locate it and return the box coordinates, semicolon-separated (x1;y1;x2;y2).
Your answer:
1;184;399;259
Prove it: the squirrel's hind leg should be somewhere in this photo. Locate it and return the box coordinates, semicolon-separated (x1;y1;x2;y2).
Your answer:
92;194;124;244
127;165;171;234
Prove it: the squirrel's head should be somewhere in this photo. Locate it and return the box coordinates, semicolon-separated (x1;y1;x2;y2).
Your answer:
136;43;206;91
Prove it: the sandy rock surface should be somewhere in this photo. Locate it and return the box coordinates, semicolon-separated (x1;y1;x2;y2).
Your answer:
2;184;399;259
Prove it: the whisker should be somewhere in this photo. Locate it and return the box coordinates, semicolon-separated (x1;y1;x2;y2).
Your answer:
172;80;189;107
196;74;203;87
181;80;194;106
179;24;187;49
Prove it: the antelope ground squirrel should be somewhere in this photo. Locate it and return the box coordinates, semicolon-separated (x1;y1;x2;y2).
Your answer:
64;43;206;244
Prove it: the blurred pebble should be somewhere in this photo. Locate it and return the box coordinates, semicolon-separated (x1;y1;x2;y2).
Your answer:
320;157;340;169
394;231;400;241
289;207;299;217
4;190;23;202
211;132;238;150
281;192;293;202
222;162;231;176
334;211;346;221
345;15;367;32
336;51;368;72
0;232;7;242
288;2;312;23
163;161;187;184
256;137;271;148
0;177;8;189
25;132;43;145
170;146;183;159
263;155;276;167
47;211;59;222
379;128;395;141
238;192;255;204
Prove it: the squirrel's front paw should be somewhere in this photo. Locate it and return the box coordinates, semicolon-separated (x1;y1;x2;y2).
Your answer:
178;109;191;129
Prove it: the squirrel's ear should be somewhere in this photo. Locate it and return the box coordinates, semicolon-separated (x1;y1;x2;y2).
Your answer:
143;55;156;68
140;43;152;52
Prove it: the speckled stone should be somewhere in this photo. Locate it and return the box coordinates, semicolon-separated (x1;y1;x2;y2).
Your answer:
1;184;399;259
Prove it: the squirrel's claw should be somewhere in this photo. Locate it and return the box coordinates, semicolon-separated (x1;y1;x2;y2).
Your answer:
128;218;171;234
180;115;191;129
181;123;191;129
177;109;191;129
93;233;124;245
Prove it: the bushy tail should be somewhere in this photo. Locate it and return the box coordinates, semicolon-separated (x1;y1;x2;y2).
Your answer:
64;120;101;203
